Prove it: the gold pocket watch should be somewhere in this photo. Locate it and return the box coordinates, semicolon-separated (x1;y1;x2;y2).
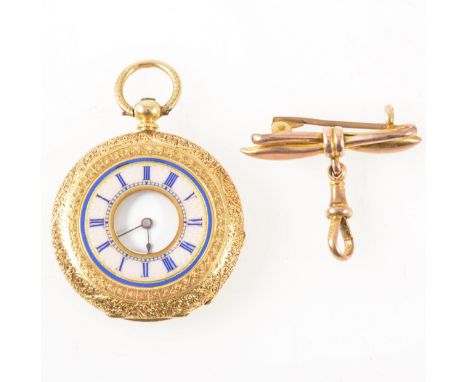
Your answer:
52;60;245;320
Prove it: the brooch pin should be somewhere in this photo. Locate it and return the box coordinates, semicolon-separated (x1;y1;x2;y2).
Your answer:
242;105;421;260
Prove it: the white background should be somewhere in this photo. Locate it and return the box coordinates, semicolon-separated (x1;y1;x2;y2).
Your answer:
41;1;425;381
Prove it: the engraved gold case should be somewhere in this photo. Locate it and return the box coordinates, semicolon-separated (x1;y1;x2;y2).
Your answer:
52;60;245;320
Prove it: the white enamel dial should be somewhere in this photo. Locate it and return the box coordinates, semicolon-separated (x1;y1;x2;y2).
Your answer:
81;158;211;287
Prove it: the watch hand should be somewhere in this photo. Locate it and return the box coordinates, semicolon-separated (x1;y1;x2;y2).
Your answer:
118;217;153;238
117;223;142;237
146;229;151;254
141;217;153;254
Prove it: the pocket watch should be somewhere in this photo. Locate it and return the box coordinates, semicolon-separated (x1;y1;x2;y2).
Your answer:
52;60;245;320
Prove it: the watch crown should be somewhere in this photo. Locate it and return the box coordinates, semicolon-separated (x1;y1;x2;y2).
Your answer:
133;98;161;131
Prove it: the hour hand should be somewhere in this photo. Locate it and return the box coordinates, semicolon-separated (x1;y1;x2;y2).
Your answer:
142;217;153;254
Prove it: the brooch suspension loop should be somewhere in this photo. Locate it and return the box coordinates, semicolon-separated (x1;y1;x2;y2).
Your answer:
114;60;182;131
241;105;421;260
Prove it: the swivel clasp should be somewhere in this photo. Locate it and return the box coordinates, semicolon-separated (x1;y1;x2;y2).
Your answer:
326;163;354;260
323;125;354;260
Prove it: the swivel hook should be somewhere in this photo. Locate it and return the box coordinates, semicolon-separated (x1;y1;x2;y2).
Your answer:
326;164;354;260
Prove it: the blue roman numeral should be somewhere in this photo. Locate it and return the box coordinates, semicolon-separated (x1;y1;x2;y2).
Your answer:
115;173;127;187
162;256;177;272
187;218;203;227
143;166;151;181
118;257;125;271
164;172;179;188
89;218;105;228
142;262;149;277
184;192;196;201
96;241;110;253
180;241;196;253
96;194;110;203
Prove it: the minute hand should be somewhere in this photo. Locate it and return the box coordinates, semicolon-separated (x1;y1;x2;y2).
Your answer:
117;224;142;237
